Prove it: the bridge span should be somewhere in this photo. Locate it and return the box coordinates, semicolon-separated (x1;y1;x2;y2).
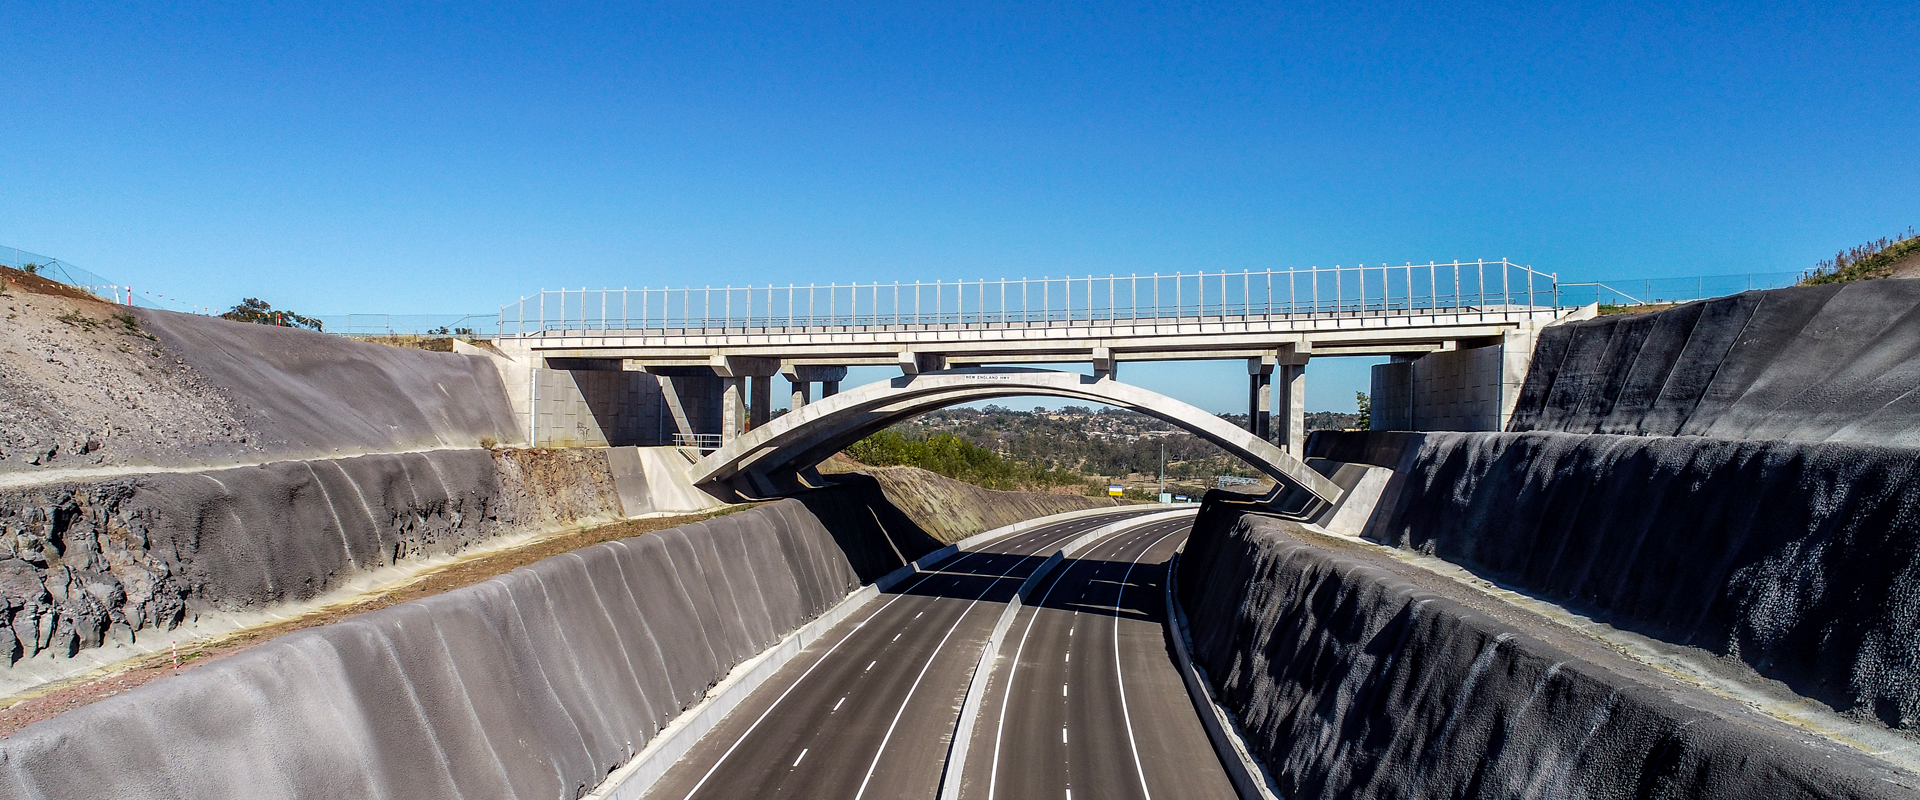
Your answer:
486;260;1575;491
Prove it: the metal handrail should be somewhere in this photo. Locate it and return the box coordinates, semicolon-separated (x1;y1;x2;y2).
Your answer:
497;259;1559;336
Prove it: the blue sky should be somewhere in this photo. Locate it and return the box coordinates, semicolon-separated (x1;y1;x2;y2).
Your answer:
4;2;1916;413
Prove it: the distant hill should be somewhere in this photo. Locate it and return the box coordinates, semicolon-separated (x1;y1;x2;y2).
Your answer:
874;405;1363;492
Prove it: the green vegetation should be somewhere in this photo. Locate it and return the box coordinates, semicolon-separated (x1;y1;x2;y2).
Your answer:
221;297;324;330
1355;392;1370;430
845;429;1096;492
844;404;1365;495
1801;227;1920;285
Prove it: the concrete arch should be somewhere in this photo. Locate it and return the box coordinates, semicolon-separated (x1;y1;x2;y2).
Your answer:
690;367;1345;509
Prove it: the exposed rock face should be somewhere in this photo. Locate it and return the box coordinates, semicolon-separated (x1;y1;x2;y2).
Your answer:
0;499;873;800
0;448;623;665
1177;506;1916;800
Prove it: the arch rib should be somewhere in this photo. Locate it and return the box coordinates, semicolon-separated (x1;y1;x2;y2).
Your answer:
689;368;1344;508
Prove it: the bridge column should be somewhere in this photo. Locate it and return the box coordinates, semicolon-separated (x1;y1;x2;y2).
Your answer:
720;378;745;441
781;364;848;410
749;375;772;429
711;355;780;443
1276;357;1309;455
1247;355;1274;440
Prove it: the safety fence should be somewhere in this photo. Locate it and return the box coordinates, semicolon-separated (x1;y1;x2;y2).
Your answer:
500;260;1559;335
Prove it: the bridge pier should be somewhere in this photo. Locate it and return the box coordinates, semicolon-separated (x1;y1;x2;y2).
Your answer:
1247;356;1273;440
1277;362;1306;454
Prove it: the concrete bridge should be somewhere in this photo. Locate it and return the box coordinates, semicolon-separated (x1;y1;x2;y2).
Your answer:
486;260;1574;492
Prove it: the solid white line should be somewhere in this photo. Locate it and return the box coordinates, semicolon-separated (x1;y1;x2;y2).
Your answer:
1112;526;1185;800
851;554;1027;800
985;535;1086;800
793;749;808;767
674;535;1050;800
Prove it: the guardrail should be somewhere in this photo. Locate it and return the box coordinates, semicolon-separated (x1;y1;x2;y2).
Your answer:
672;433;724;452
499;260;1559;335
1556;272;1802;308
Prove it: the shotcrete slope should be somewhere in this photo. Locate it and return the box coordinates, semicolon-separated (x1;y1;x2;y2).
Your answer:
0;273;518;479
1313;429;1920;733
1509;280;1920;443
1177;504;1917;800
0;499;871;800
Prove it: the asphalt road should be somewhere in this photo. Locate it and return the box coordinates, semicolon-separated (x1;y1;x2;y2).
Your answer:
647;509;1165;800
959;516;1238;800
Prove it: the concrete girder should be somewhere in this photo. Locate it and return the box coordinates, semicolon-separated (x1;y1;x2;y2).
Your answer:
689;367;1347;509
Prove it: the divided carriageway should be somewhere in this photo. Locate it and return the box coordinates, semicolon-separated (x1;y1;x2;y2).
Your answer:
646;509;1233;800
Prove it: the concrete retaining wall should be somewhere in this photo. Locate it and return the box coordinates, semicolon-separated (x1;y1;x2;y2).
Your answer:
0;448;623;667
1175;505;1915;799
0;498;870;800
1508;280;1920;443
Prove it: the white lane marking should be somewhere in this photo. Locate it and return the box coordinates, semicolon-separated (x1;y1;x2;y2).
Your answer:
1061;727;1068;744
792;749;808;767
1066;790;1072;800
850;539;1056;800
673;526;1077;800
915;612;923;619
893;633;902;642
833;697;846;712
1062;684;1068;697
865;661;876;673
985;516;1175;800
1111;525;1185;800
1064;652;1069;663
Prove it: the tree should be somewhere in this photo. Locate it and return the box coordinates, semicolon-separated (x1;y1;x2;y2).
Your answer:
221;298;323;331
1356;392;1371;430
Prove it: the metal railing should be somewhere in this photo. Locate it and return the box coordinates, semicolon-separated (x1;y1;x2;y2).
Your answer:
1556;272;1802;308
318;314;501;339
2;246;218;314
498;260;1558;335
672;433;723;452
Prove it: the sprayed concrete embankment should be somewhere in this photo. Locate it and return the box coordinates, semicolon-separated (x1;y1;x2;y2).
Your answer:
0;498;895;799
1174;283;1920;797
834;465;1133;544
1509;280;1920;444
1314;430;1920;732
1177;504;1915;799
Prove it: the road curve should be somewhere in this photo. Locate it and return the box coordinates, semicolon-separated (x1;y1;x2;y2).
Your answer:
962;516;1237;800
646;508;1166;800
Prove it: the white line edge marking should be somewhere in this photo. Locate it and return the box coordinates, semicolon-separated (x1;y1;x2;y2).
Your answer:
987;517;1160;800
1114;525;1185;800
675;521;1088;800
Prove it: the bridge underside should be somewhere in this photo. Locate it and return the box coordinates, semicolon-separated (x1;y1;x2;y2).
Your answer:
688;368;1348;512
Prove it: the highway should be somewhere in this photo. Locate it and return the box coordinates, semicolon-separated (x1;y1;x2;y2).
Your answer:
646;509;1166;800
960;515;1237;800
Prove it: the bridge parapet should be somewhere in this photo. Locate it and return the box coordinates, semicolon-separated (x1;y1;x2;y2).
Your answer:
498;260;1556;337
